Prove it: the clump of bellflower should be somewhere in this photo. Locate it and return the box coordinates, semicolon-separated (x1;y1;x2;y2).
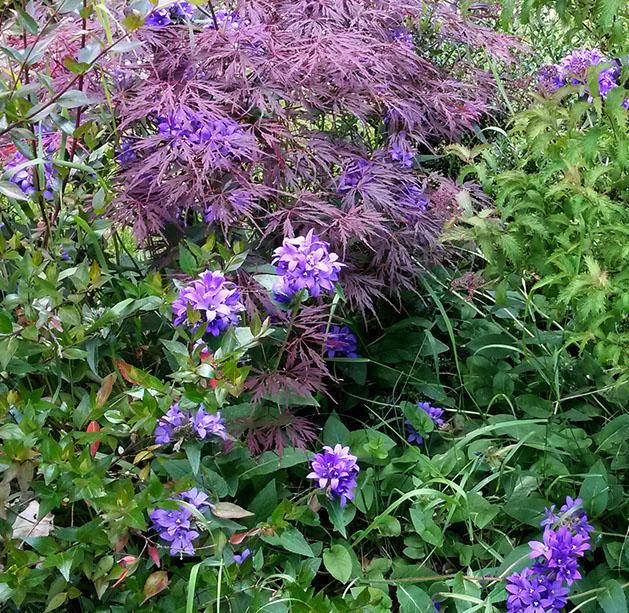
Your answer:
538;48;621;102
154;402;228;445
505;496;593;613
149;487;211;555
389;132;416;168
115;139;137;165
390;27;414;50
337;158;373;194
145;1;195;26
271;229;344;300
155;108;256;168
307;444;359;506
5;151;57;199
404;401;445;445
324;326;358;358
172;270;245;336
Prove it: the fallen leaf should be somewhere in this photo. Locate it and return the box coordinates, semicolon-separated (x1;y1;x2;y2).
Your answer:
11;500;54;539
96;374;115;407
229;527;261;545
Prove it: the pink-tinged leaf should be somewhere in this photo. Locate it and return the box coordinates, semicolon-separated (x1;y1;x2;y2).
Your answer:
119;555;137;568
86;421;100;457
111;570;128;589
96;373;115;407
148;546;161;568
142;571;169;603
212;502;254;519
229;527;261;545
116;360;165;391
114;532;129;553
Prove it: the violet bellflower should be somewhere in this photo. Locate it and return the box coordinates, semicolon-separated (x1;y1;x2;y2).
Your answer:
149;487;211;556
389;132;416;168
307;444;359;507
324;325;359;358
404;402;445;445
271;229;344;299
155;402;228;445
337;158;373;194
145;2;195;26
5;151;57;199
172;270;245;336
145;8;173;26
233;548;251;564
506;496;592;613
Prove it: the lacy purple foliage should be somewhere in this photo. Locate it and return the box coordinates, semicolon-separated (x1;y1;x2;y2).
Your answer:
155;402;228;445
149;487;210;555
506;496;592;613
324;325;358;358
112;0;518;313
272;230;344;299
172;270;245;336
307;444;360;507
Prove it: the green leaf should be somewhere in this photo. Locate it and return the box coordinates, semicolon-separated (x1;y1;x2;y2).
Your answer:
599;580;627;613
323;544;352;583
44;592;67;613
0;180;28;201
396;585;433;613
0;312;13;334
579;459;609;516
262;526;314;557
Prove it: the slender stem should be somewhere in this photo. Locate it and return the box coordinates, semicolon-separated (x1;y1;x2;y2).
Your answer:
274;292;304;370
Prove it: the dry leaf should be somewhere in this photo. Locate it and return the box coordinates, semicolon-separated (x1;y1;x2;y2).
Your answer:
12;500;54;539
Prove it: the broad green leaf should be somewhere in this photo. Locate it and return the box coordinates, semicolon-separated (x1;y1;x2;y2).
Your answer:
396;585;433;613
323;544;352;583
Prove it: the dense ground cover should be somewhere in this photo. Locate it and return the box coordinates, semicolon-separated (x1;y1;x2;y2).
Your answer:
0;0;628;612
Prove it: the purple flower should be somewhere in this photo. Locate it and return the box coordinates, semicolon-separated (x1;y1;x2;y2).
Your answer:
538;64;565;93
389;133;416;168
390;27;414;50
192;406;228;440
173;1;195;20
5;151;57;199
155;402;187;445
417;401;445;426
155;402;229;445
233;548;251;564
115;139;137;165
325;326;358;358
145;8;172;26
272;229;344;298
337;158;373;194
150;487;211;555
61;251;71;261
307;444;359;507
559;48;619;100
405;420;424;445
432;601;441;613
172;270;245;336
400;185;429;213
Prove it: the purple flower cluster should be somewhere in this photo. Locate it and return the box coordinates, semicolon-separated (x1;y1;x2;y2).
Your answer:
337;158;373;194
389;132;416;168
538;48;621;101
156;108;255;167
145;1;195;26
390;27;414;50
405;401;445;445
272;229;344;299
307;444;360;507
115;139;137;165
324;326;358;358
155;402;228;445
5;151;57;199
149;487;210;555
172;270;245;336
506;496;593;613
